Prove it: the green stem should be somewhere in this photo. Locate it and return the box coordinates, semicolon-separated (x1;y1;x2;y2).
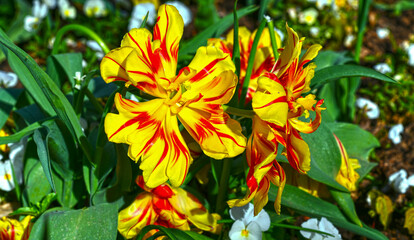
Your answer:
266;17;280;60
223;105;254;118
51;24;110;55
239;18;267;107
85;89;104;114
215;158;232;214
355;0;372;63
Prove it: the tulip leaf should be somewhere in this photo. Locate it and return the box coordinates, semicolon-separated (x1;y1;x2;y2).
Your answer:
0;28;94;164
330;188;362;226
28;204;118;240
0;120;46;145
0;88;22;129
33;129;56;192
137;225;213;240
46;53;82;88
311;65;396;88
269;184;388;240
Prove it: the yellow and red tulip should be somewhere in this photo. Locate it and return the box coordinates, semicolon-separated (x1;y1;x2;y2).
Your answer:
208;26;282;102
229;25;324;215
101;4;246;188
334;134;360;192
118;176;221;239
0;215;33;240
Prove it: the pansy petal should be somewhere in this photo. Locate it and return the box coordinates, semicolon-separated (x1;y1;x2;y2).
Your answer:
253;73;288;127
186;46;235;89
178;107;246;159
118;193;157;239
101;46;135;84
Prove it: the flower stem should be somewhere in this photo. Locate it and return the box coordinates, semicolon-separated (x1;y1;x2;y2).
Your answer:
266;17;280;60
51;24;110;55
216;158;232;215
223;105;254;118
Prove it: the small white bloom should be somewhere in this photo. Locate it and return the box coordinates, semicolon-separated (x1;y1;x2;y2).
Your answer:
0;71;18;88
79;118;88;131
310;27;320;37
393;74;403;81
73;71;86;90
299;8;318;25
166;1;192;26
86;40;104;59
59;0;77;19
388;124;404;145
316;0;333;9
356;98;380;119
0;140;25;192
300;217;342;240
407;44;414;67
376;28;390;39
373;63;392;74
84;0;108;18
388;169;414;194
275;28;284;42
229;203;270;240
0;160;17;192
287;8;297;20
128;2;157;30
82;59;88;68
24;0;48;32
43;0;56;9
344;34;355;47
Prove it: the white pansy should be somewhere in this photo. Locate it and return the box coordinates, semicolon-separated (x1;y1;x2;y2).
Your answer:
300;217;342;240
0;160;16;192
376;28;390;39
43;0;56;9
73;71;86;90
356;97;379;119
344;34;355;47
373;63;392;74
388;169;414;194
128;3;157;30
388;124;404;145
84;0;108;18
310;27;320;37
82;59;88;68
86;40;104;59
24;0;48;32
59;0;77;19
229;203;270;240
299;8;318;25
0;141;25;192
287;8;297;20
0;71;18;88
407;44;414;67
393;74;403;81
165;1;192;26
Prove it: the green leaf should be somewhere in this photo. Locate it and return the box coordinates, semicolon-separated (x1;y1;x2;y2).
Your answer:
23;159;52;205
330;188;362;226
46;53;82;88
33;129;56;192
178;5;258;57
300;122;347;191
269;184;388;240
29;204;118;240
0;88;22;128
313;51;353;71
137;225;212;240
311;65;396;88
0;120;46;145
0;28;94;164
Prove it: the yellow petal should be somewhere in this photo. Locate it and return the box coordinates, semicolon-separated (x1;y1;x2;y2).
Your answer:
289;99;325;134
404;207;414;235
284;127;311;174
272;24;301;78
253;73;288;127
334;134;360;191
100;46;135;84
118;193;157;239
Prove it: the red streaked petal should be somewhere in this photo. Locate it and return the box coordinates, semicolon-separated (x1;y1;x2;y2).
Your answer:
101;47;135;84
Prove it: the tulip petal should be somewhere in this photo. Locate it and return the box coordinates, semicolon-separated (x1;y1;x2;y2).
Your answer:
272;24;301;77
284;128;311;174
118;193;157;239
253;73;288;127
105;93;191;188
100;46;135;84
289;99;325;134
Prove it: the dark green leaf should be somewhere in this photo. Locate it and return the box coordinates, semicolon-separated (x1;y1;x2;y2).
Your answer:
46;53;82;88
311;65;396;88
330;188;362;226
33;129;56;192
0;88;22;128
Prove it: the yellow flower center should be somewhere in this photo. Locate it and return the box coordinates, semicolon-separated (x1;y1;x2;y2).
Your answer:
241;229;249;237
4;173;11;181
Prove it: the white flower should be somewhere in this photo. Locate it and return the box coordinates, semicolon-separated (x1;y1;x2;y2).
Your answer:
275;28;284;42
373;63;392;74
287;8;297;20
299;8;318;25
86;40;104;59
165;1;192;26
0;141;25;192
24;0;48;32
300;217;342;240
407;44;414;67
79;118;88;132
73;71;86;90
84;0;108;18
344;34;355;47
229;203;270;240
59;0;76;19
128;2;157;30
310;27;320;37
376;28;390;39
388;124;404;145
388;169;414;194
393;74;403;81
356;98;380;119
316;0;333;9
43;0;57;9
0;71;18;88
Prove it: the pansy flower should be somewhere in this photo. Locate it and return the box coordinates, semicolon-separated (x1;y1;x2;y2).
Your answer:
118;176;220;239
208;26;282;102
229;25;324;215
101;4;246;188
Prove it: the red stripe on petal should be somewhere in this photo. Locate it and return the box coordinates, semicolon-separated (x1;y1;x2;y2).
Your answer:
188;56;228;83
255;96;287;109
